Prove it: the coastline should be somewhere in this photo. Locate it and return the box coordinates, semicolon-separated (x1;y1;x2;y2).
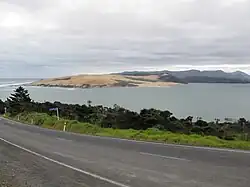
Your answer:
30;74;181;89
2;85;250;151
29;82;180;89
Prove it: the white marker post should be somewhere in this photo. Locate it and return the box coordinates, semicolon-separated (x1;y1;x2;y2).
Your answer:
63;122;66;132
56;108;60;121
4;107;7;116
49;107;60;121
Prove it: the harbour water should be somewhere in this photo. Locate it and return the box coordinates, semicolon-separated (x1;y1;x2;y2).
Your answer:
0;79;250;121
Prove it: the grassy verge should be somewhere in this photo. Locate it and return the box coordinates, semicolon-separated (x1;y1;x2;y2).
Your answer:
4;112;250;150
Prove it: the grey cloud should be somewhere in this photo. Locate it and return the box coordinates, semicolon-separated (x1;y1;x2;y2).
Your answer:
1;0;250;77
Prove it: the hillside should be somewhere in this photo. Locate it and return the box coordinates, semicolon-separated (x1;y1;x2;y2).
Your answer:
32;70;250;88
31;74;180;88
119;70;250;84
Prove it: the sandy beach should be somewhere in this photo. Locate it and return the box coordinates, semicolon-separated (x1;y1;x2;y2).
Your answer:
31;74;179;89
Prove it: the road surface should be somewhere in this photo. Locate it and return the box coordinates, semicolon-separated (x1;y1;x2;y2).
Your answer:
0;118;250;187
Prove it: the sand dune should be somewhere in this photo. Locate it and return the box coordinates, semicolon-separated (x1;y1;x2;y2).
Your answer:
32;74;179;88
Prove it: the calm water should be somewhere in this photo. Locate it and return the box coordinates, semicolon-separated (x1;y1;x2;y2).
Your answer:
0;79;250;121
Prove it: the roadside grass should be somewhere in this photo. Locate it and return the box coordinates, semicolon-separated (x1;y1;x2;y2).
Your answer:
4;112;250;150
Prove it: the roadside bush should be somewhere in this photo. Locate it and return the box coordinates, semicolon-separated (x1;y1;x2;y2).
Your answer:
5;112;250;150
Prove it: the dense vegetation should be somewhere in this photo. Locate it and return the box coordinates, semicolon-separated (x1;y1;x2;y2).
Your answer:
1;86;250;142
8;112;250;150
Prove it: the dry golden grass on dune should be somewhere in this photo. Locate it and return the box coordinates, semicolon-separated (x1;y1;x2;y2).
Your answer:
137;82;178;87
32;74;179;88
34;75;121;85
126;75;160;81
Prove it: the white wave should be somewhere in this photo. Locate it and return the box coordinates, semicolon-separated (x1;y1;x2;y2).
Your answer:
0;81;33;88
67;88;76;91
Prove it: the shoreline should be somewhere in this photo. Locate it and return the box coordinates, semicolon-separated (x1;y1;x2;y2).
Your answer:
29;74;183;89
28;82;180;89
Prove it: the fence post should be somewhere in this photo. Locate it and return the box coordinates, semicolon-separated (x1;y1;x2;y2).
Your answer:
63;122;67;132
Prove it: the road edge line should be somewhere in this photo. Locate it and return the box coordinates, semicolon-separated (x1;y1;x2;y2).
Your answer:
140;152;190;161
2;117;250;154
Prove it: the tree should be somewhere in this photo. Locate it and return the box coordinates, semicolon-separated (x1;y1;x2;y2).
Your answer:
195;119;208;127
182;116;193;134
239;118;247;132
139;108;162;130
6;86;31;115
87;100;92;107
0;99;6;114
7;86;31;103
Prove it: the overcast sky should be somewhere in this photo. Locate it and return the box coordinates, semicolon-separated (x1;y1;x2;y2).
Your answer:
0;0;250;78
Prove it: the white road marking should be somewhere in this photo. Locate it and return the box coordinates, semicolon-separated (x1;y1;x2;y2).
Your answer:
0;137;130;187
53;151;96;164
53;151;78;159
140;152;190;161
56;137;73;142
85;135;250;154
109;137;250;154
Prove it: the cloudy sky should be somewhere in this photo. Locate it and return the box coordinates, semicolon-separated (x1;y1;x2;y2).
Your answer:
0;0;250;78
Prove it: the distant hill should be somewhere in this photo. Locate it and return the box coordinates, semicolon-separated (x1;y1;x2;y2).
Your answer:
117;70;250;84
32;70;250;89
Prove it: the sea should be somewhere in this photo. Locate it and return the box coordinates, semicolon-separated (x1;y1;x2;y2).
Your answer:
0;78;250;121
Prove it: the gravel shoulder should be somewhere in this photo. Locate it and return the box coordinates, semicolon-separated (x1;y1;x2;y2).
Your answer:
0;141;106;187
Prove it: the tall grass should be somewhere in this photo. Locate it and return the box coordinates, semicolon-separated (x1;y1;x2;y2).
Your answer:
6;112;250;150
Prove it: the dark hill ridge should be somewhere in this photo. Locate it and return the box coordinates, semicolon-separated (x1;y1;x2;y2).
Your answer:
117;70;250;84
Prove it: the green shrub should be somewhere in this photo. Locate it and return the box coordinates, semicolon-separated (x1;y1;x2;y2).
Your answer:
6;112;250;150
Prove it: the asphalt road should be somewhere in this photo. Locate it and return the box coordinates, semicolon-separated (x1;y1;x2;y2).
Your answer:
0;118;250;187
